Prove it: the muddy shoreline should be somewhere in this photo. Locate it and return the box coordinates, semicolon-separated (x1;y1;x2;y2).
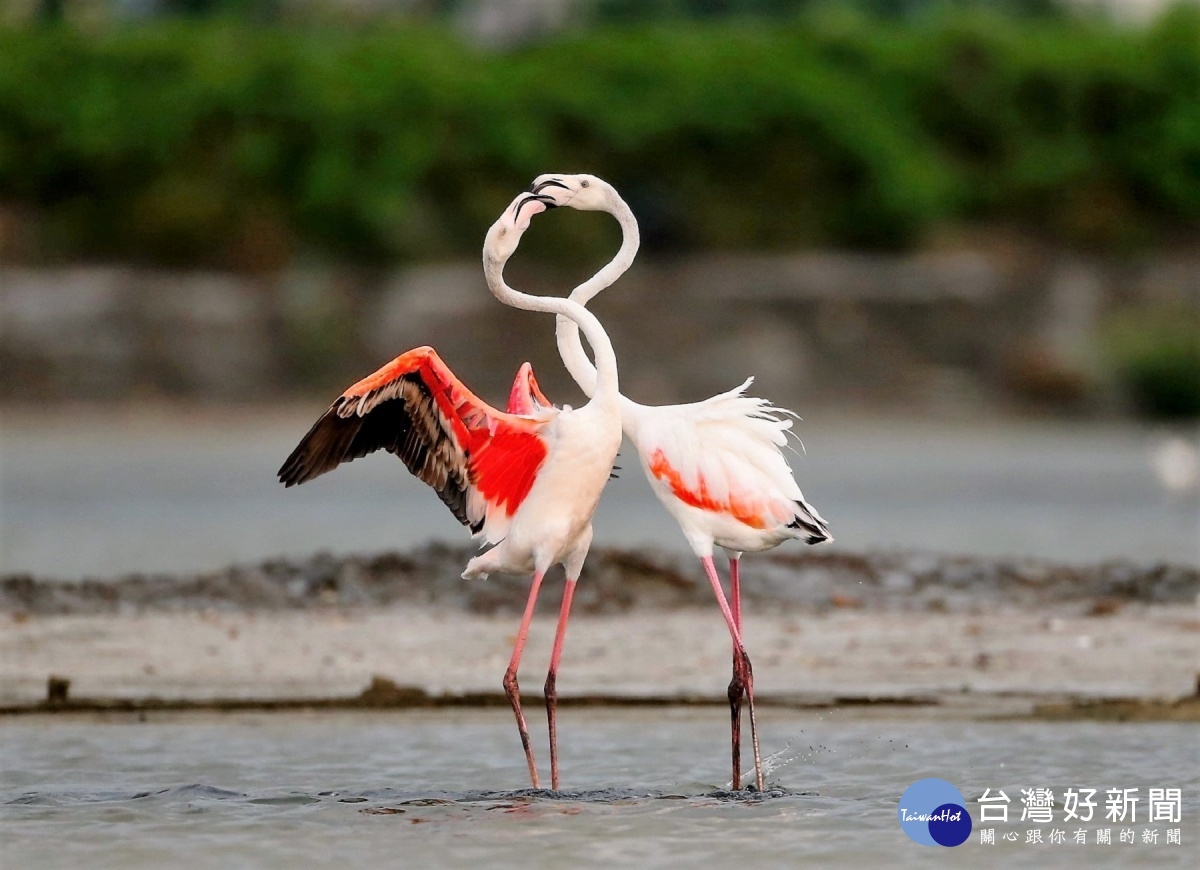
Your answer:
3;547;1196;721
7;678;1199;723
4;545;1196;617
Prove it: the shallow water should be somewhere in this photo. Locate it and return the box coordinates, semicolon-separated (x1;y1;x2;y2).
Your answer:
2;709;1196;868
3;416;1198;577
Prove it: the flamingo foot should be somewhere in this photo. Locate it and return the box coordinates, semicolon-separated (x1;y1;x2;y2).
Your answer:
503;668;540;789
702;555;765;792
504;570;546;789
545;578;578;791
738;650;765;792
727;659;745;789
544;671;560;790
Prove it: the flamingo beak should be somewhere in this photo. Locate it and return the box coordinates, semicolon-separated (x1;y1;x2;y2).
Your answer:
529;178;572;209
509;193;557;231
512;193;555;225
531;178;570;195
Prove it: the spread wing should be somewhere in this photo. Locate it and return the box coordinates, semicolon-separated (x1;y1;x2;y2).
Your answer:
634;379;830;542
278;346;553;538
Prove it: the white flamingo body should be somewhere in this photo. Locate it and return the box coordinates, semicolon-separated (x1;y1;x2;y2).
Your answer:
529;173;830;791
464;400;617;580
464;194;622;584
530;173;830;558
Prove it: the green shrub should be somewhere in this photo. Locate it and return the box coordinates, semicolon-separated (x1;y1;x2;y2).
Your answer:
1103;307;1200;419
0;9;1196;266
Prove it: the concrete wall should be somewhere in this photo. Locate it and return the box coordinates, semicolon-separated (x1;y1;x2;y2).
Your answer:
3;248;1196;414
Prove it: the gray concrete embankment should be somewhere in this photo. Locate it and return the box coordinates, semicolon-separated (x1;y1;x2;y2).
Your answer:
3;248;1197;411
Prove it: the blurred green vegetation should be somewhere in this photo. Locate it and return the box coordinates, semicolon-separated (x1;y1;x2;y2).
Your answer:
0;6;1198;267
1102;306;1200;419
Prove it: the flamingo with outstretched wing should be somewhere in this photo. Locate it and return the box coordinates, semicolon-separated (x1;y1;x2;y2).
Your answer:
279;192;622;790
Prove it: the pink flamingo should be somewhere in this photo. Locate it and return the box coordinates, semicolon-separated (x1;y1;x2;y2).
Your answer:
524;173;832;791
279;192;622;790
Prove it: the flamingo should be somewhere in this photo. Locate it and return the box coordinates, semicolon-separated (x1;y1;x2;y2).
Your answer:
278;191;623;790
526;173;832;792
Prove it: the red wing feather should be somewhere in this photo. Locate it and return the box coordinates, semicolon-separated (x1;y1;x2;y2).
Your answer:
279;347;549;533
470;425;548;516
647;448;771;530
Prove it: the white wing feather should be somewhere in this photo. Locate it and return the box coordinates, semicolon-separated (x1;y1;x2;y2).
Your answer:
627;379;825;533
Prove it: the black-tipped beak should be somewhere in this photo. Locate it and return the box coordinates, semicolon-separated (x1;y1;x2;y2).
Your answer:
532;178;570;195
513;193;555;222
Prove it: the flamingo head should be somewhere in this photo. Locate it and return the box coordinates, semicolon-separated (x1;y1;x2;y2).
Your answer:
528;173;613;211
484;192;554;263
507;362;553;415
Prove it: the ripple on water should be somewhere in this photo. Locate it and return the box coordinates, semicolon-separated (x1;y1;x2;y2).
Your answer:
1;711;1196;869
5;784;807;812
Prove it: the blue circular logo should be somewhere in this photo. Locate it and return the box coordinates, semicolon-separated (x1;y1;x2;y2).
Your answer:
898;778;972;847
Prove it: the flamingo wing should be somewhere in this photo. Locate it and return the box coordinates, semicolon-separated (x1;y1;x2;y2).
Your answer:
633;380;829;540
506;361;554;415
278;346;552;537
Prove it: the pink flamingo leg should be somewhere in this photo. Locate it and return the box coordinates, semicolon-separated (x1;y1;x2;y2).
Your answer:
504;570;546;789
727;556;747;790
544;577;578;791
730;555;742;631
702;556;764;792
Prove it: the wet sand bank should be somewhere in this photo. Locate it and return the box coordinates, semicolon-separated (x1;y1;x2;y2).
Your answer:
2;548;1196;719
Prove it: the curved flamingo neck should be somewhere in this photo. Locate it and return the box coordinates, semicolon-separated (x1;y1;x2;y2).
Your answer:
555;189;640;400
483;247;619;405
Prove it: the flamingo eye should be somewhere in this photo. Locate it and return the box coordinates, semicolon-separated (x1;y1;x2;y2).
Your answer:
581;180;590;188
